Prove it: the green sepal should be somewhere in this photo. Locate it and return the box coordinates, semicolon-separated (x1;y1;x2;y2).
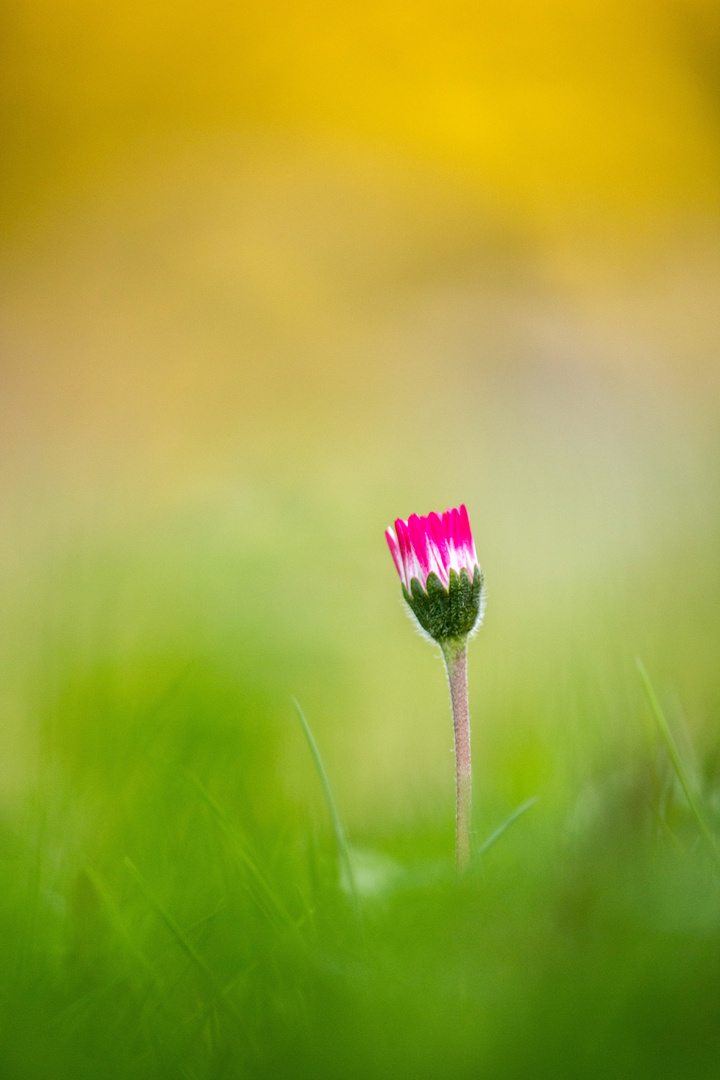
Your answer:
401;565;484;643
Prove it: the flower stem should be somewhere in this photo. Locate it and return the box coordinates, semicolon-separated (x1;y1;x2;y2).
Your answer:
441;638;472;874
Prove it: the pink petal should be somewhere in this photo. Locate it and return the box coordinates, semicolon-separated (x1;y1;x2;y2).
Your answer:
428;512;449;561
458;504;471;546
459;504;478;566
448;507;462;556
394;518;412;589
385;527;404;581
394;517;409;562
407;514;431;584
398;517;425;589
418;513;447;586
428;512;450;585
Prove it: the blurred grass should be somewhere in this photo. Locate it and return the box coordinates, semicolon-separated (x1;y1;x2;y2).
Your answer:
2;631;720;1080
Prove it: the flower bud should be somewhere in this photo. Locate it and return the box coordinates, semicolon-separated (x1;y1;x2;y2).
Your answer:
385;505;484;644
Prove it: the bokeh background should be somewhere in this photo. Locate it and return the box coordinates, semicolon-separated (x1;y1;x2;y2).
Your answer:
2;2;720;1076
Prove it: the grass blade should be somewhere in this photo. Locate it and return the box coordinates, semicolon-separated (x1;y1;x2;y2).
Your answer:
636;657;720;862
84;864;159;981
124;857;246;1026
477;797;538;857
291;698;361;919
185;770;298;934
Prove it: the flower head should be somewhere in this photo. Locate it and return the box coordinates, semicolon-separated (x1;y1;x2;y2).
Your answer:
385;505;484;644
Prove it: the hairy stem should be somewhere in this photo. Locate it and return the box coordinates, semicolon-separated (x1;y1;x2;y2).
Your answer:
441;638;472;874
